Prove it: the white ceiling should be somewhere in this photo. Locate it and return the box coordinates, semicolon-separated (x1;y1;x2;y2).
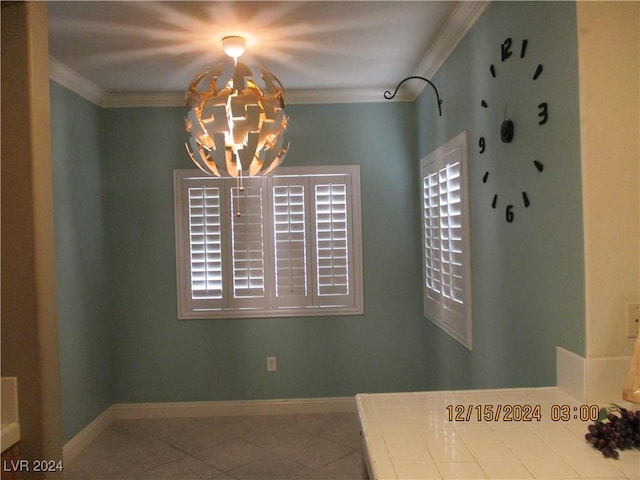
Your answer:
47;1;488;105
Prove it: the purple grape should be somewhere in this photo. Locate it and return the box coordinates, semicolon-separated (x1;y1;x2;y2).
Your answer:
584;408;640;459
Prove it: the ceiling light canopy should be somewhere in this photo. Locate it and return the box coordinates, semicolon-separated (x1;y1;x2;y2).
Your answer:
222;35;246;59
185;35;289;178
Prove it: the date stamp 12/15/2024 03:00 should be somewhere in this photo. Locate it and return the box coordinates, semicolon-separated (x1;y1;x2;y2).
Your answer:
446;403;601;423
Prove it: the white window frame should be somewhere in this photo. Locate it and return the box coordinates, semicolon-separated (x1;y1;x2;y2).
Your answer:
420;131;472;349
174;165;364;319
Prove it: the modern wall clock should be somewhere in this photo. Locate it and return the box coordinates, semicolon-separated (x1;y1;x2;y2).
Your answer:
478;37;548;223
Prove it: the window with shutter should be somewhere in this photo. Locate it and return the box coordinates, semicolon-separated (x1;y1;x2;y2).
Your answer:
174;166;363;319
420;132;472;349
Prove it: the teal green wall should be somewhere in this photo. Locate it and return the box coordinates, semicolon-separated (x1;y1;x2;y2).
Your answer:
50;81;113;442
417;1;585;390
50;0;586;442
102;101;425;403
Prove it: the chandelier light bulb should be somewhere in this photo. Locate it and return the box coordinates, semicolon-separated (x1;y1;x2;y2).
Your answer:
222;35;246;59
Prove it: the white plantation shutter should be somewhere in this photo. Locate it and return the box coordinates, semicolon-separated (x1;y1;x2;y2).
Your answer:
423;171;442;298
229;184;267;307
188;186;223;301
177;180;226;313
423;162;464;306
440;163;464;305
174;166;363;319
314;179;352;306
420;132;472;349
271;179;312;308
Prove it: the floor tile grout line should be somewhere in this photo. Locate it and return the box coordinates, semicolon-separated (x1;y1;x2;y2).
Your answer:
65;412;365;480
121;418;232;477
231;430;359;477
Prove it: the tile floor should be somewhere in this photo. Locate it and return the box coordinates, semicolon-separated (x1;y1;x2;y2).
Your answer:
64;413;365;480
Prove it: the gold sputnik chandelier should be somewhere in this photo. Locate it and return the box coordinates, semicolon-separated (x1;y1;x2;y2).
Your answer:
185;36;289;178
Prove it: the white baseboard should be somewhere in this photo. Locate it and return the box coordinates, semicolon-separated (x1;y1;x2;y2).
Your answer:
113;396;355;419
62;396;355;463
62;405;115;464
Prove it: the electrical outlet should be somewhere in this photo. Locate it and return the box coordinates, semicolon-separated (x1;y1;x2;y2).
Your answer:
627;304;640;338
266;356;277;372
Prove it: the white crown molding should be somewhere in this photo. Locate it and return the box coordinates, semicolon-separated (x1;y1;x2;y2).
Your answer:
101;92;185;108
286;87;410;105
49;56;105;106
49;2;488;107
98;87;403;108
93;87;410;108
408;0;490;98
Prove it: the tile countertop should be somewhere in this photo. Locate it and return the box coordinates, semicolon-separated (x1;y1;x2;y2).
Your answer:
356;387;640;480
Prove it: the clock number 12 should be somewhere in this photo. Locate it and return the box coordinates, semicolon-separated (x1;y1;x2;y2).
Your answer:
501;38;513;61
502;38;529;61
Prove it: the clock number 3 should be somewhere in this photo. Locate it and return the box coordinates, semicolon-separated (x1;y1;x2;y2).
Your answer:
538;102;549;125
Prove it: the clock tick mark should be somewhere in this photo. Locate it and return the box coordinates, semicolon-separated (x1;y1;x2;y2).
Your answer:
522;192;530;208
533;160;544;172
481;100;488;108
490;64;496;78
533;64;543;80
491;194;498;209
482;172;489;183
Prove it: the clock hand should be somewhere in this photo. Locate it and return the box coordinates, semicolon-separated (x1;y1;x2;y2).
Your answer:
500;103;515;143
